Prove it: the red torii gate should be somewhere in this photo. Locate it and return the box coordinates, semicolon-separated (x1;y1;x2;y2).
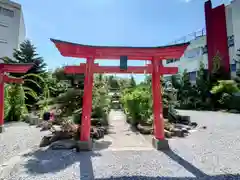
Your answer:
51;39;188;150
0;63;33;133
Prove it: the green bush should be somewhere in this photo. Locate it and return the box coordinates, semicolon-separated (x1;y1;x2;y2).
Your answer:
121;86;152;126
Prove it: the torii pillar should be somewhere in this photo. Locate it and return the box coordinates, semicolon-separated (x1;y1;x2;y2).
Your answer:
0;63;33;133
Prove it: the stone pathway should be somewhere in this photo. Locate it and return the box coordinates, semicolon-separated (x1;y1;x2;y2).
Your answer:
94;110;152;151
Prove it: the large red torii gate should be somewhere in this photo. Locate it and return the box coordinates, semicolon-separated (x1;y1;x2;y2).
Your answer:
51;39;188;150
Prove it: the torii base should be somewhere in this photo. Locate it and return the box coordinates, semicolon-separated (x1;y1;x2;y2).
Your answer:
75;139;93;152
0;126;4;133
152;137;169;150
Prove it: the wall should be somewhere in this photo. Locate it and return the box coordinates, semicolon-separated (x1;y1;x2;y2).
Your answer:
18;10;25;48
231;0;240;71
0;0;23;59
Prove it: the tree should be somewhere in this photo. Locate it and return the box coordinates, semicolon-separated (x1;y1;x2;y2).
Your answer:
13;40;46;74
196;61;210;101
5;40;47;108
4;74;44;121
108;75;119;90
236;49;240;77
170;75;181;90
179;69;194;107
129;75;136;88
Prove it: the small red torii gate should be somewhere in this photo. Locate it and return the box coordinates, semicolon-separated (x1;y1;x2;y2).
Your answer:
51;39;188;150
0;63;33;133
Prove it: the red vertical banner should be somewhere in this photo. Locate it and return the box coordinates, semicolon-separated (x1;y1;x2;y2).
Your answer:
205;0;214;72
205;0;230;76
0;74;4;129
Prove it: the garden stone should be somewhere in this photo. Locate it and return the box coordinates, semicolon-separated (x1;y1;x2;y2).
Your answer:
137;124;152;134
50;131;73;143
175;123;192;130
190;122;198;127
39;135;52;147
172;128;185;137
50;139;77;150
164;129;173;138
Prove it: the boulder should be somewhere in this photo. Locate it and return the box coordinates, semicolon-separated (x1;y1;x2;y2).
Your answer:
175;124;192;130
40;135;52;147
137;124;153;135
50;139;77;150
172;128;187;137
40;122;52;131
164;130;173;138
52;131;73;141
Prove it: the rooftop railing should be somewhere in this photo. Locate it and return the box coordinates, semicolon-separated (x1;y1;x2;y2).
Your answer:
167;28;206;45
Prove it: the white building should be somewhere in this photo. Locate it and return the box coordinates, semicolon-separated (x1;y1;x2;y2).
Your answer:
0;0;25;61
163;0;240;82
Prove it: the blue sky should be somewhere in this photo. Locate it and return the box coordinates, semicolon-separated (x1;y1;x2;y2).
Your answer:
15;0;231;82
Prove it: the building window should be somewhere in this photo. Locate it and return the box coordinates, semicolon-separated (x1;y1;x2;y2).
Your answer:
184;47;202;59
202;45;208;54
0;39;7;43
231;64;236;72
166;58;179;64
228;35;234;47
0;6;14;18
189;71;196;81
0;21;8;27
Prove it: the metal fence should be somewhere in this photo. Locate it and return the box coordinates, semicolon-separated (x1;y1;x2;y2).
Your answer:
167;28;206;45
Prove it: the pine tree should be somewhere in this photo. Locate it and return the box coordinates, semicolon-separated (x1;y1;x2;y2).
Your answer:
196;61;210;101
179;69;193;107
13;40;46;74
4;40;47;108
129;75;136;88
236;49;240;76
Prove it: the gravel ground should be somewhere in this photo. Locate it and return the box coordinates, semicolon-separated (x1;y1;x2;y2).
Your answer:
1;111;240;179
0;122;48;165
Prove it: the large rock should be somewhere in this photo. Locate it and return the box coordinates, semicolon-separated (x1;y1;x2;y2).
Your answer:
50;139;77;150
90;127;105;139
137;124;153;135
40;135;52;147
40;122;52;131
171;128;188;137
50;131;74;143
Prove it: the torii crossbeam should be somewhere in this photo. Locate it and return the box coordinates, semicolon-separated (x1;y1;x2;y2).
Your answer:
51;38;188;150
0;63;33;133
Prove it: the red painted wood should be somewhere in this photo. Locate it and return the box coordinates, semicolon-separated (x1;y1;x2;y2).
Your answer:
3;75;24;84
80;57;94;141
64;64;178;75
0;63;32;73
152;58;165;140
51;39;188;60
205;0;230;77
0;74;3;129
0;63;33;131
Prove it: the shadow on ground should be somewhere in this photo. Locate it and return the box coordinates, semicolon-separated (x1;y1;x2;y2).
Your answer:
94;174;240;179
22;143;240;179
23;140;112;174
